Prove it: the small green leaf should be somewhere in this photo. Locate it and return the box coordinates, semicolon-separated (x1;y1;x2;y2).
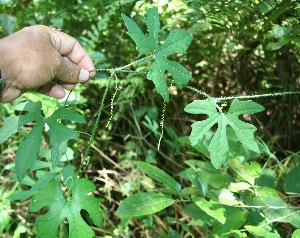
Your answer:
15;121;45;180
292;229;300;238
244;225;281;238
62;166;75;188
9;169;61;201
284;165;300;193
185;160;231;190
213;206;247;235
181;187;202;196
134;161;181;193
116;192;174;217
13;100;42;112
228;182;252;193
46;120;78;168
0;101;43;144
266;38;290;50
228;159;261;185
184;168;206;195
50;107;86;123
228;99;264;115
192;196;226;224
28;178;102;238
218;189;240;206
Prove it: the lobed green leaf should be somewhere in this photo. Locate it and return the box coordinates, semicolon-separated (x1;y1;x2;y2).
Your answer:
186;99;264;168
122;7;192;101
28;178;102;238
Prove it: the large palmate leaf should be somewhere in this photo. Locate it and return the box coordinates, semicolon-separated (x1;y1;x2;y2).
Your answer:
0;101;85;180
122;8;192;101
28;178;102;238
184;98;264;168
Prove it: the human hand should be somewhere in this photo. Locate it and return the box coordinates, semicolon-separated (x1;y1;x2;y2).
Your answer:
0;25;95;103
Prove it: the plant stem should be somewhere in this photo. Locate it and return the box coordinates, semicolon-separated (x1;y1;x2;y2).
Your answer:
185;86;211;98
215;91;300;101
157;100;167;150
90;55;153;73
77;77;112;177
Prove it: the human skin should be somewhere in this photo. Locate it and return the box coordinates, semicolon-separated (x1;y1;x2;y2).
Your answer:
0;25;95;102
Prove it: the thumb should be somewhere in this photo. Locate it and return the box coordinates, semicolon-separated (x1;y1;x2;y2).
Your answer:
56;56;90;83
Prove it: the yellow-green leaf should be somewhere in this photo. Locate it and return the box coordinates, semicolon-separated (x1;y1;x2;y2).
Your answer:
116;192;174;217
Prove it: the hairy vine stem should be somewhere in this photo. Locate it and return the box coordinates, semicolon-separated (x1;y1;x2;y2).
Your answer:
186;86;300;101
157;100;167;150
77;55;153;176
214;91;300;101
90;55;152;74
77;77;112;177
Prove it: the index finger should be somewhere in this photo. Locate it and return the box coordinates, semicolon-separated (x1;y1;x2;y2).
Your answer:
46;26;96;77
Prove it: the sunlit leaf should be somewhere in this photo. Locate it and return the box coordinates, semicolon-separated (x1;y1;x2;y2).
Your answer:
218;188;240;206
192;196;226;224
228;159;262;185
245;225;281;238
184;98;264;168
292;229;300;238
116;192;174;217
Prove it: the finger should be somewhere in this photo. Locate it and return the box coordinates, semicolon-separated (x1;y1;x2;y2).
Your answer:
56;81;76;90
0;86;22;103
56;57;90;84
37;83;66;99
47;27;96;77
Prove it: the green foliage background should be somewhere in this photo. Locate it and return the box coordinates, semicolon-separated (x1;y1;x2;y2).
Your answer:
0;0;299;237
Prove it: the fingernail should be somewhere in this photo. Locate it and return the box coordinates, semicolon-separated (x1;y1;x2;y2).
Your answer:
79;68;89;82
